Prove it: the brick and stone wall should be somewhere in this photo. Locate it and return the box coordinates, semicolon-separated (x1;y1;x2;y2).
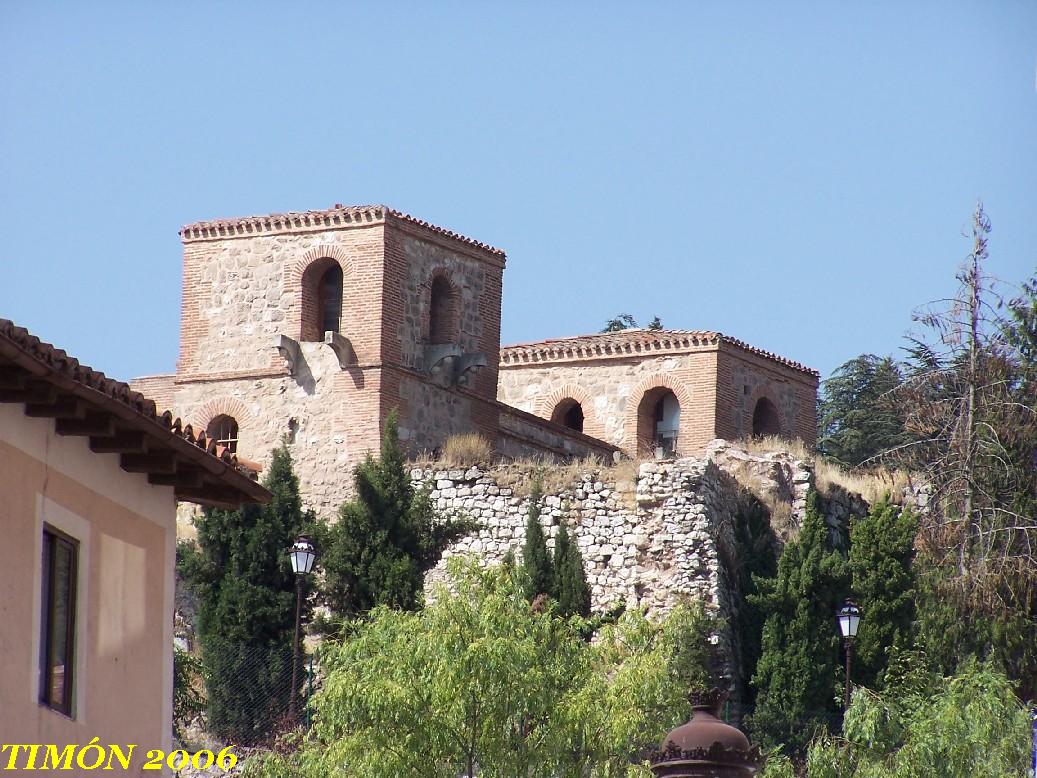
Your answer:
497;333;819;457
714;343;819;448
497;349;719;454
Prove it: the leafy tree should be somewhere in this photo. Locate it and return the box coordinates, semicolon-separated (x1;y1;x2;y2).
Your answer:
601;313;638;332
320;411;473;618
891;204;1036;590
554;516;592;618
181;443;315;743
245;559;718;778
748;491;850;755
817;354;908;467
847;496;918;689
804;658;1031;777
521;479;553;601
600;313;664;332
914;559;1037;702
173;646;204;741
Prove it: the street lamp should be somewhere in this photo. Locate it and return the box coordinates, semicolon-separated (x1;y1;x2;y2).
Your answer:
837;599;861;711
288;535;316;721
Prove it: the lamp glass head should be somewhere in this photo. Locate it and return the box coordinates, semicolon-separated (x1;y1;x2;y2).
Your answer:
837;600;861;639
289;536;316;575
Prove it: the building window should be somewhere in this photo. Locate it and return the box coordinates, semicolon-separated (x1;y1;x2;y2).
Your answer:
428;275;458;345
550;398;585;433
637;387;680;457
301;258;343;342
752;397;782;437
318;264;343;336
207;414;239;454
40;527;77;716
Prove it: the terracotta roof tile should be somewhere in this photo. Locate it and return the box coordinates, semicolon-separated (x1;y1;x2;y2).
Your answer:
179;204;506;258
0;318;270;504
500;328;818;376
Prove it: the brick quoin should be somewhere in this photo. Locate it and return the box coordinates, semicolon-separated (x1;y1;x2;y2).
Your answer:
134;204;817;519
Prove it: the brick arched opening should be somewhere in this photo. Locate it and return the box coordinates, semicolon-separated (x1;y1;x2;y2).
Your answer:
427;273;459;345
300;257;343;342
537;384;599;439
195;397;253;455
751;396;782;437
622;375;694;458
288;246;354;344
550;398;585;433
636;388;681;457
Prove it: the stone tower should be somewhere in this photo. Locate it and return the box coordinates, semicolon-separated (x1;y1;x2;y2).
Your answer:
168;205;508;515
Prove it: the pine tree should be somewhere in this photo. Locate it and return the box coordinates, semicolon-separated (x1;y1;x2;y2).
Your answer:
748;491;849;755
847;495;918;689
321;411;473;617
817;354;908;467
554;517;591;617
183;443;315;743
521;480;553;601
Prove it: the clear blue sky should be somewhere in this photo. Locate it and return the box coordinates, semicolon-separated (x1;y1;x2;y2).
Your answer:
2;1;1035;383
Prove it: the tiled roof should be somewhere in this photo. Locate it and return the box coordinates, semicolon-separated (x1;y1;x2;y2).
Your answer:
500;328;818;377
0;318;270;507
179;204;507;258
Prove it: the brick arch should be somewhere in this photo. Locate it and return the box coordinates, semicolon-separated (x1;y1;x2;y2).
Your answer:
423;267;462;345
536;384;601;438
194;396;253;437
622;374;695;457
746;386;785;438
288;246;355;342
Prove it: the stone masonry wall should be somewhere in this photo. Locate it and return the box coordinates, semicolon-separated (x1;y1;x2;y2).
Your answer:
417;457;741;619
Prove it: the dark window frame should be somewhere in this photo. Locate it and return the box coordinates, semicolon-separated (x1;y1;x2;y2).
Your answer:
39;525;78;717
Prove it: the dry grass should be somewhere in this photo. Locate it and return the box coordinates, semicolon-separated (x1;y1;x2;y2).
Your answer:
737;435;913;504
737;434;814;462
814;459;913;505
438;433;493;467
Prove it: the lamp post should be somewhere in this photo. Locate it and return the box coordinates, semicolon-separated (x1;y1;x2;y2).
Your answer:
837;599;861;711
288;535;316;722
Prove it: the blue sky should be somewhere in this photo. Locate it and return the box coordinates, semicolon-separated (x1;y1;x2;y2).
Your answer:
2;1;1035;383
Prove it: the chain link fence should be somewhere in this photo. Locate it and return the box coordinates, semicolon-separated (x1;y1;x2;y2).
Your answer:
175;641;318;752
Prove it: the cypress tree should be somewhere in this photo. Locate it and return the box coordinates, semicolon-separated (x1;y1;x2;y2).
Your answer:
554;517;591;618
521;480;553;601
848;494;918;689
321;411;473;617
748;491;849;755
184;443;315;743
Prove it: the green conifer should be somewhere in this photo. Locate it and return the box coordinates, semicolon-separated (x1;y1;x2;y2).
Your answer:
321;411;472;617
554;517;591;617
521;479;553;601
848;494;918;688
184;443;315;743
748;491;849;755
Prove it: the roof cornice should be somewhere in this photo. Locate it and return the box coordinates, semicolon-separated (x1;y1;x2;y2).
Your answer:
500;329;818;377
180;204;507;261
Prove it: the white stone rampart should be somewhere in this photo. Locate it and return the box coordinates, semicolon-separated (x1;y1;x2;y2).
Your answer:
417;456;744;619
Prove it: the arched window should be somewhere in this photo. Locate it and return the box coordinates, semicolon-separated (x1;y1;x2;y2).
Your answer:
637;388;680;457
300;258;343;342
428;275;458;345
551;398;585;433
752;397;782;437
206;414;239;454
